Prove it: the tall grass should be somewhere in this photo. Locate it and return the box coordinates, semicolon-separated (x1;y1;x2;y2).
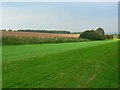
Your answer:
2;36;89;45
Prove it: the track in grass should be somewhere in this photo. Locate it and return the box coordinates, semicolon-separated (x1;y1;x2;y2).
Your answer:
2;40;119;88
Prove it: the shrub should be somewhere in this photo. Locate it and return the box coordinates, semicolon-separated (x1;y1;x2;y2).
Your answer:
118;35;120;39
105;34;113;39
2;36;89;45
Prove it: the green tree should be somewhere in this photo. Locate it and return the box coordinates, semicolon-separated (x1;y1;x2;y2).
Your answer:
96;28;105;35
80;30;105;40
8;29;12;31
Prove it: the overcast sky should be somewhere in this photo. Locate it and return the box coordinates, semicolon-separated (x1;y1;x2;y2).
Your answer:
1;2;118;33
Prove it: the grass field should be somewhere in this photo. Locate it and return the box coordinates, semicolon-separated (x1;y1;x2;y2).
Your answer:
2;40;119;88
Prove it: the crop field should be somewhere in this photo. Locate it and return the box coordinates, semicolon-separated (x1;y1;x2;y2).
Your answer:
2;40;119;88
2;31;86;45
2;31;80;38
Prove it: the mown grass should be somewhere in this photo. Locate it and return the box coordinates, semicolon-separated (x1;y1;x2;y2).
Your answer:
3;40;116;62
2;36;89;45
2;40;118;88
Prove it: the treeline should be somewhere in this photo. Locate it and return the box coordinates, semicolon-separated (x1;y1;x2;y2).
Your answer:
2;29;71;34
71;32;82;34
1;29;83;34
17;29;71;34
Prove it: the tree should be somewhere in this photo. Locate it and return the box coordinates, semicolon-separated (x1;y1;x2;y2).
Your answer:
2;29;6;31
95;28;105;35
8;29;12;31
79;30;105;40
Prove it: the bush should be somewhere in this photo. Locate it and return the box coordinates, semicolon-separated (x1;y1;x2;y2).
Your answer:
2;36;89;45
105;35;113;39
118;35;120;39
80;30;105;40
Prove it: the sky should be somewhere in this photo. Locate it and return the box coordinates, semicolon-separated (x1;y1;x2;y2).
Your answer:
1;2;118;33
1;0;119;2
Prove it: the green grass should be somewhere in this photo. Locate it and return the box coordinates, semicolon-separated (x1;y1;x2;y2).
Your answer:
2;40;119;88
3;40;116;62
0;45;2;89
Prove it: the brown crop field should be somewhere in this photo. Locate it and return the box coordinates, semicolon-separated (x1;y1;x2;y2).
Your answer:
2;31;80;38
